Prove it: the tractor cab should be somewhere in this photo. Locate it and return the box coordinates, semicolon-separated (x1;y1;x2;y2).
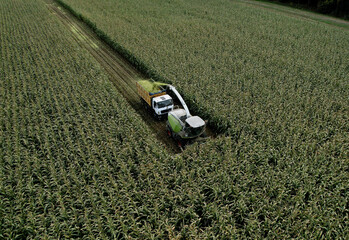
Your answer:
152;95;174;116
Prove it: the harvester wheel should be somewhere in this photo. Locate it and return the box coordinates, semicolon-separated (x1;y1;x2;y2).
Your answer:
166;125;172;137
153;112;158;120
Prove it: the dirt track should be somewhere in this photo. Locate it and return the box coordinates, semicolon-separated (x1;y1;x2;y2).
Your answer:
45;0;186;153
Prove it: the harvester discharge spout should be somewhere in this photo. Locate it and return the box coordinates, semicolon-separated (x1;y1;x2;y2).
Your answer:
167;85;191;118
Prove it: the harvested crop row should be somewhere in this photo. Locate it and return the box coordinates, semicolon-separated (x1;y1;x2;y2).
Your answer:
0;0;169;238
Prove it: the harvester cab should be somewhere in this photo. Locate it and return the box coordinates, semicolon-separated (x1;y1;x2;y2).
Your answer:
166;85;206;146
168;109;205;139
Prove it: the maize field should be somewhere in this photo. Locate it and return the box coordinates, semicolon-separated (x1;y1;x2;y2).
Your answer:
1;0;348;238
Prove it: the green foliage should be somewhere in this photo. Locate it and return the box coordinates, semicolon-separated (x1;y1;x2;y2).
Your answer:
0;0;168;238
59;0;348;237
56;0;172;85
317;0;336;13
265;0;349;17
1;0;348;239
